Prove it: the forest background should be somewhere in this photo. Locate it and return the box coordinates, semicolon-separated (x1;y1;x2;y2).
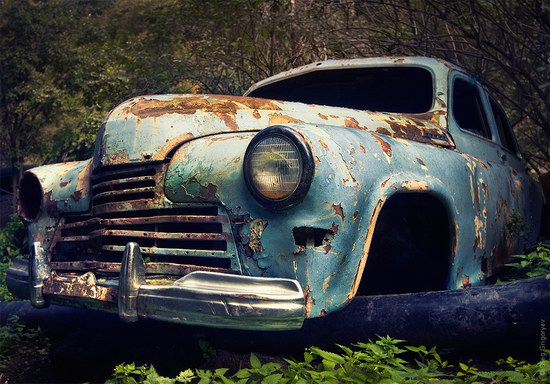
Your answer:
1;0;549;215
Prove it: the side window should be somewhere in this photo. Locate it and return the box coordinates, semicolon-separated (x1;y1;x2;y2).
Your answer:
489;96;519;154
452;78;491;139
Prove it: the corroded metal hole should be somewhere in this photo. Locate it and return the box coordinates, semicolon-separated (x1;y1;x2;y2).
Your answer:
19;172;43;221
292;227;334;247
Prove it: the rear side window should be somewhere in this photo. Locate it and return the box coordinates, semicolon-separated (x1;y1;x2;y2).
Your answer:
489;96;518;154
452;78;491;139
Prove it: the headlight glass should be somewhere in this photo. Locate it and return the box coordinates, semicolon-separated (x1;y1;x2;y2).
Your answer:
248;135;303;201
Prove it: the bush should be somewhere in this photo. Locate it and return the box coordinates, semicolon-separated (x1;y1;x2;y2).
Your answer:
499;243;550;282
0;214;27;263
0;214;27;301
0;315;50;382
106;336;550;384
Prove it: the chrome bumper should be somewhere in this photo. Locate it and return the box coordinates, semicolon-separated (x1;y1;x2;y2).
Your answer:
6;242;306;330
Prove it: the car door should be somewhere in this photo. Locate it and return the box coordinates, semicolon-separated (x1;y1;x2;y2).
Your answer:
447;71;527;277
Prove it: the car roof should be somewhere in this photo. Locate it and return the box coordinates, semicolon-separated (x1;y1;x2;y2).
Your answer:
244;56;462;96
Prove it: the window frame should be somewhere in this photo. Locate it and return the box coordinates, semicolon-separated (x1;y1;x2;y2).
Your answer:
485;91;521;158
449;73;494;142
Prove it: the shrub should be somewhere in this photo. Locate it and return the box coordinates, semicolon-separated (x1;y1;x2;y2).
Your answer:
106;336;550;384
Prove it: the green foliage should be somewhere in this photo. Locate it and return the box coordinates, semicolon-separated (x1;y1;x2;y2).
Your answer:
0;214;27;301
107;336;549;384
106;363;194;384
0;315;50;380
506;210;526;238
0;262;14;301
0;214;27;263
503;243;550;280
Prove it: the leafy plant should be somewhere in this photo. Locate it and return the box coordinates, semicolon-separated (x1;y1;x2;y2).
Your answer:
107;336;549;384
0;315;50;381
503;243;550;281
0;261;14;301
0;214;26;301
0;214;27;263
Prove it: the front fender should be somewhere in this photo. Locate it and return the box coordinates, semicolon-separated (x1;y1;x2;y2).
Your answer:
164;124;458;318
23;159;92;216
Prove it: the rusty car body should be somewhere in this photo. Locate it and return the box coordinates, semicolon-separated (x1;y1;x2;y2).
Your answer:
6;57;544;330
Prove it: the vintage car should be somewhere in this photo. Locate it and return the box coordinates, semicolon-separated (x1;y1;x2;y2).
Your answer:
6;57;544;330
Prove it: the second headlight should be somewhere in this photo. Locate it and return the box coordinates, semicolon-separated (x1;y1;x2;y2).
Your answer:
244;126;314;209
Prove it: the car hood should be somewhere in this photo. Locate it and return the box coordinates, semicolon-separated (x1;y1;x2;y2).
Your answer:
93;94;453;168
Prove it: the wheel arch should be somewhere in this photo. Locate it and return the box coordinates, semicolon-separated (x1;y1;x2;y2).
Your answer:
348;179;457;298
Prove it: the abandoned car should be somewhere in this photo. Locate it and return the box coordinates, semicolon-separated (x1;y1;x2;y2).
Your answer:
7;56;543;330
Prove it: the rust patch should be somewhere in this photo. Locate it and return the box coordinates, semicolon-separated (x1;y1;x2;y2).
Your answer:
43;272;116;302
248;218;268;253
416;158;426;166
318;139;329;152
203;183;218;199
252;109;261;119
320;309;327;317
359;144;366;154
214;112;239;131
372;135;392;157
129;95;282;119
353;211;359;220
344;117;361;129
461;275;471;289
332;203;345;221
380;177;391;188
318;113;329;120
304;285;316;318
401;180;429;191
268;113;304;125
59;181;69;188
330;223;339;234
108;149;130;165
375;127;392;136
70;190;83;202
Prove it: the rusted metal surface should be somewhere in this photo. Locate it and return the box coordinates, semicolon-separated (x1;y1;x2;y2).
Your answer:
7;56;544;328
43;272;117;303
50;261;237;276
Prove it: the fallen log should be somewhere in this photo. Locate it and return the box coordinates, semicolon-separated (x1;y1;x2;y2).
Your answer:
1;275;548;353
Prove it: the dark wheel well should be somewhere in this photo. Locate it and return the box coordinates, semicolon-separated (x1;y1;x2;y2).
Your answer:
357;193;452;295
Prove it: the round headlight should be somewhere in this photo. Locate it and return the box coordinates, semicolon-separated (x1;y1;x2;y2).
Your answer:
244;126;314;209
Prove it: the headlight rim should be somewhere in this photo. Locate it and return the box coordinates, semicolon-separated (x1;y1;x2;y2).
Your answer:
244;125;314;210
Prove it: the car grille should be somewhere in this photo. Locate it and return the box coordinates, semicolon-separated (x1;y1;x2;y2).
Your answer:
50;162;240;273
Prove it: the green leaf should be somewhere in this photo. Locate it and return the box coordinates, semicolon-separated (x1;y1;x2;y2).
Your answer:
250;353;261;369
309;347;346;364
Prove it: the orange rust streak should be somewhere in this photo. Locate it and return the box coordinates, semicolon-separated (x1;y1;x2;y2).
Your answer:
129;95;283;119
372;135;392;157
214;112;239;131
268;113;303;125
349;198;385;299
344;117;360;129
380;177;391;188
332;203;345;221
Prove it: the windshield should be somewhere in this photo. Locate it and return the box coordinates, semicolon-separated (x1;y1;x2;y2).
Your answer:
248;67;434;113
